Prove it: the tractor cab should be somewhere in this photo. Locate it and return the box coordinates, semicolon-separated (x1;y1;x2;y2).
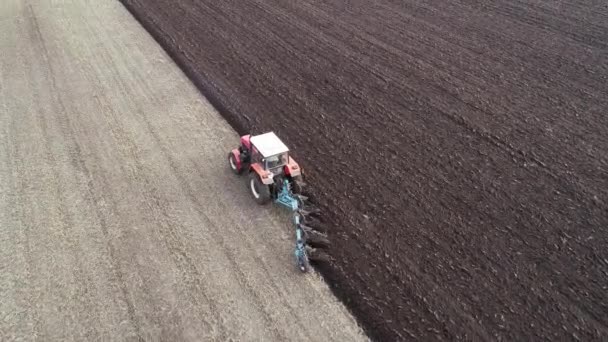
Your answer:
250;132;290;171
264;153;288;170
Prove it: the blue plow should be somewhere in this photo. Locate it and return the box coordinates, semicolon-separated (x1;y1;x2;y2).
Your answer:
274;180;310;272
275;180;300;211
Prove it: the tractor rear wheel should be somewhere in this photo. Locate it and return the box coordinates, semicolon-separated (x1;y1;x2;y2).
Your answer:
228;153;242;175
249;172;271;204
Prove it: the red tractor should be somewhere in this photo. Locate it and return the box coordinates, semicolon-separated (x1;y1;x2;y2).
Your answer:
228;132;329;272
228;132;305;204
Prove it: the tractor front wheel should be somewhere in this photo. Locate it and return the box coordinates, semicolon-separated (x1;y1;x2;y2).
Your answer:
228;153;242;175
249;172;271;204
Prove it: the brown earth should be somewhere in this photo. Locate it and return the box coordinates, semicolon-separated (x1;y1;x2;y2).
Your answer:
119;0;608;341
0;1;367;341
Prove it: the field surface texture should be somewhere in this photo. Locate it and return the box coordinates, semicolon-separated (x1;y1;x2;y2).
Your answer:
120;0;608;341
0;0;367;341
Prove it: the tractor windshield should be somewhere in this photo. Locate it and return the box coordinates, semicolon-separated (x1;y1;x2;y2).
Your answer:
265;153;288;170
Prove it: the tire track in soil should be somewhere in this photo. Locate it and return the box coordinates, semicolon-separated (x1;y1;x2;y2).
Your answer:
23;4;144;338
70;12;225;336
67;16;283;340
25;6;107;340
93;19;297;339
0;7;43;338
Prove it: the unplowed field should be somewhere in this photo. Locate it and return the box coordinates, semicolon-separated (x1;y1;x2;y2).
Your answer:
121;0;608;340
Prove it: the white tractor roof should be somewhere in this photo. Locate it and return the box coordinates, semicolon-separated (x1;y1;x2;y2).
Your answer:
250;132;289;157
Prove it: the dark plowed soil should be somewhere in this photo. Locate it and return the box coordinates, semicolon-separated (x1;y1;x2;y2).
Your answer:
120;0;608;340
